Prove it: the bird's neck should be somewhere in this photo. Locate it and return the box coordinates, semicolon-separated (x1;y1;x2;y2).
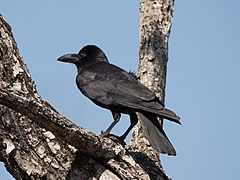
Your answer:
76;60;106;74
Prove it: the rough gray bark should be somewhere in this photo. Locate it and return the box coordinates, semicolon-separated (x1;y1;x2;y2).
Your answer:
0;0;176;179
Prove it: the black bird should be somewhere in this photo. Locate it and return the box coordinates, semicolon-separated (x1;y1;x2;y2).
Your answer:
58;45;180;155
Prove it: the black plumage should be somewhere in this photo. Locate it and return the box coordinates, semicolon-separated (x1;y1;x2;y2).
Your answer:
58;45;180;155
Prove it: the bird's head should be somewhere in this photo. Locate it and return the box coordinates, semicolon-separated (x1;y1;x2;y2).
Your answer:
57;45;109;67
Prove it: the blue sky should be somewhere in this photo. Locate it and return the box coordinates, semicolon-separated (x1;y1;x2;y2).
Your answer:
1;1;240;179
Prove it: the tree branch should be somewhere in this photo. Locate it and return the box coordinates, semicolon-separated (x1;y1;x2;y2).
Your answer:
129;0;175;178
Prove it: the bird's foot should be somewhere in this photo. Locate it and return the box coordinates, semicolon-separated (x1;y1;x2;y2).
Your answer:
100;131;126;147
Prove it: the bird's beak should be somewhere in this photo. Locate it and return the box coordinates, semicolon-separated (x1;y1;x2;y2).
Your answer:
57;54;80;64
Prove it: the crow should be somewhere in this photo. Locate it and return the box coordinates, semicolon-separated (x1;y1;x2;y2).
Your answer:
58;45;180;155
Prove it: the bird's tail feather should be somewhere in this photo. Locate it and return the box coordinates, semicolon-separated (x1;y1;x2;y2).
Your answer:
137;113;176;156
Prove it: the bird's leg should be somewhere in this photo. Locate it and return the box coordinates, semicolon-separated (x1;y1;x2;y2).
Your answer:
119;113;138;141
101;111;121;137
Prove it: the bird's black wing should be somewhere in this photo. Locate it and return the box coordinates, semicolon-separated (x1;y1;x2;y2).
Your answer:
77;62;180;123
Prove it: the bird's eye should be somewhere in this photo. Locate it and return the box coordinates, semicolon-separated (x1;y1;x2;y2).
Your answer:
79;52;86;58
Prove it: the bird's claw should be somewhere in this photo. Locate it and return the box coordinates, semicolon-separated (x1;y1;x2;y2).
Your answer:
99;131;126;146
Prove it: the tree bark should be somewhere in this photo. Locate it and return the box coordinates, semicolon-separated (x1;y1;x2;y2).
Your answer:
129;0;175;177
0;0;175;179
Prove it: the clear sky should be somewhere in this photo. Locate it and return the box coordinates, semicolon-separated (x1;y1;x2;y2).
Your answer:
1;1;240;179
